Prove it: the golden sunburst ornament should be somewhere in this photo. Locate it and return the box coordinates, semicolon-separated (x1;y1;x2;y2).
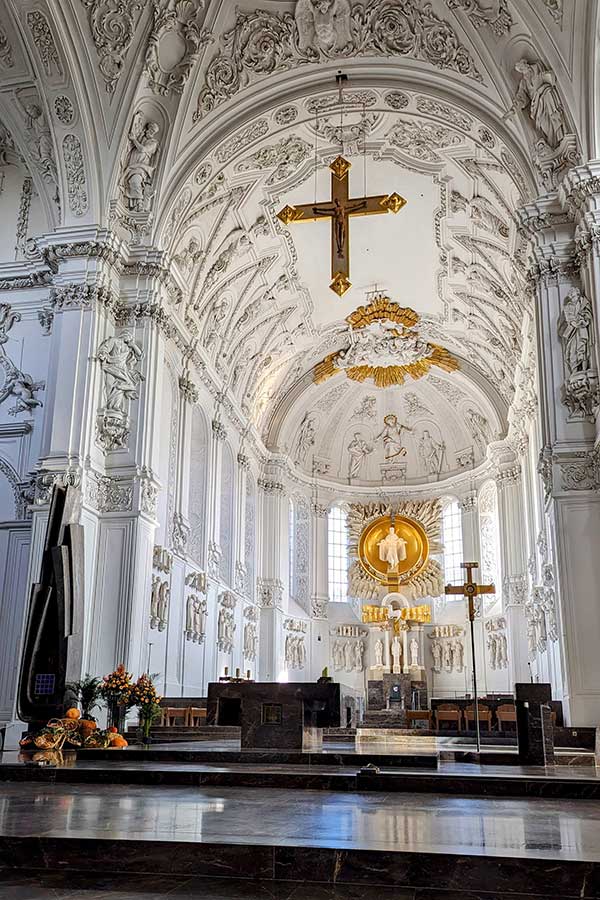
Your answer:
313;295;459;387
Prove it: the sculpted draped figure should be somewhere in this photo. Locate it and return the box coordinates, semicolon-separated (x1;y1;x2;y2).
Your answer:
513;59;567;150
377;525;407;572
347;432;373;478
121;111;161;211
97;332;144;413
375;413;412;461
559;287;594;375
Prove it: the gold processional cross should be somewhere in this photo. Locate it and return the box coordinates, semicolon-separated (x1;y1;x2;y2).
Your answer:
444;562;495;753
277;155;407;297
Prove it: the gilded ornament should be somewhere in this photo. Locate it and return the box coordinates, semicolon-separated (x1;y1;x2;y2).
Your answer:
358;514;429;587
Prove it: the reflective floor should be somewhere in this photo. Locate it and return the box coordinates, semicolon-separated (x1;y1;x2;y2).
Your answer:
1;780;599;861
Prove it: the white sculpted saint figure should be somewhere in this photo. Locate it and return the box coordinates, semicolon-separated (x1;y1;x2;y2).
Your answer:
121;112;161;211
347;432;373;479
294;414;316;465
431;640;442;673
343;639;353;672
391;636;402;669
374;638;384;668
513;59;566;150
560;288;593;375
409;638;419;668
354;640;364;672
374;414;412;461
333;640;344;671
418;429;445;475
97;332;144;413
377;525;407;573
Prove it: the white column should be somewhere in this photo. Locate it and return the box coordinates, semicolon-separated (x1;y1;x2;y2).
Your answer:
171;373;198;558
256;463;287;681
520;190;600;723
310;500;329;619
234;450;249;594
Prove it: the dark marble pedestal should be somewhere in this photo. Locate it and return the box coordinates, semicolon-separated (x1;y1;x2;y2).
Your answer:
207;682;340;750
516;682;555;766
367;674;412;724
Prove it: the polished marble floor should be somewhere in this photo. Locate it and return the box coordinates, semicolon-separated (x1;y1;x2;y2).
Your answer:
0;780;599;861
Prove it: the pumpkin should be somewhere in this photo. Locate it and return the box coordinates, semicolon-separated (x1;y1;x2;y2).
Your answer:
79;719;97;740
109;735;128;748
107;726;118;734
64;708;81;720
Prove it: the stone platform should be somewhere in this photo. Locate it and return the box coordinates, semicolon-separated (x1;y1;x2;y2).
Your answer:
1;779;600;898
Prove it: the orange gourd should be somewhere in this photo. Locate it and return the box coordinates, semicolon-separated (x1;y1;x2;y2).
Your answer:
64;708;81;720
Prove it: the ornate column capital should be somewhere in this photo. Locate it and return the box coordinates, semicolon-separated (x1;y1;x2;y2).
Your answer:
311;500;329;518
237;452;250;470
258;477;286;495
458;492;478;512
211;417;227;441
559;162;600;218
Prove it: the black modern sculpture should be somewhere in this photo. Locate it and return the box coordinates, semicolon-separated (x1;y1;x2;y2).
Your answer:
17;485;84;730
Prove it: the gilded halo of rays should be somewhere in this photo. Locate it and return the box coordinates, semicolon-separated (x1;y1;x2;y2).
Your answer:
313;296;460;388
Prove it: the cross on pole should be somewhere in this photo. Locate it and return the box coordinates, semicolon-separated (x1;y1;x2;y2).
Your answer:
277;155;406;297
445;562;495;753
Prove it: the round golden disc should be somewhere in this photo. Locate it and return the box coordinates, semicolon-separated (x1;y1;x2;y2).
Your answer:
358;514;430;586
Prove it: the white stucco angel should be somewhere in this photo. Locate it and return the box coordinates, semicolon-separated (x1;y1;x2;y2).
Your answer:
295;0;352;55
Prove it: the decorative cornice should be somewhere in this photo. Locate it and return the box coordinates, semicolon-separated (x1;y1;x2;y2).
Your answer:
51;282;118;312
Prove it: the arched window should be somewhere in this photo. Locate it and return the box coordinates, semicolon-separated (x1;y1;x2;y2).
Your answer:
328;505;349;603
479;480;502;607
442;498;464;588
219;443;234;584
245;473;256;600
188;407;208;566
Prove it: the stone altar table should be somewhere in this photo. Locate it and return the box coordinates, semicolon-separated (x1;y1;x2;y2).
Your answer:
207;682;341;750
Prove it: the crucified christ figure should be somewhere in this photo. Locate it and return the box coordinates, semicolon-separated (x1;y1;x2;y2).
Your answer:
312;198;367;258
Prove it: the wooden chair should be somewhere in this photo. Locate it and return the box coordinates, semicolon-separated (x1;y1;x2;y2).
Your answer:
496;703;517;732
186;707;206;727
464;704;492;731
162;707;187;727
406;710;432;728
435;704;462;731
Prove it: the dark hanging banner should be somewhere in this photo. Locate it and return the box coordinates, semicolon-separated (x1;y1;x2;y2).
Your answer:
17;485;84;729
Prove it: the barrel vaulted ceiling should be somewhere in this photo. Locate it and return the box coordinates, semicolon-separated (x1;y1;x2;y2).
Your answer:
0;0;595;486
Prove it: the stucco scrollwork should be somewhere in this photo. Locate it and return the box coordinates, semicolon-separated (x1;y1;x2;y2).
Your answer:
81;0;145;93
63;135;89;217
145;0;212;97
194;1;481;120
26;11;63;78
446;0;512;35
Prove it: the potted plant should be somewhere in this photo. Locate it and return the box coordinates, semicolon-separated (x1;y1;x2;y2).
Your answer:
65;674;102;721
132;673;162;745
99;664;134;734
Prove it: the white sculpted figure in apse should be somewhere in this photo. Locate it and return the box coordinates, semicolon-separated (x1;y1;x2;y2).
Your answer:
337;321;434;371
295;0;352;55
559;288;594;375
294;413;316;465
513;59;567;151
409;638;419;668
377;526;407;572
347;432;373;479
97;332;144;413
374;638;384;668
418;429;445;475
120;112;161;212
375;414;411;461
465;408;491;455
391;636;402;669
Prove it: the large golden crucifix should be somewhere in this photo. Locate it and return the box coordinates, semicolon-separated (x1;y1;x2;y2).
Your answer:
277;155;406;297
445;562;495;754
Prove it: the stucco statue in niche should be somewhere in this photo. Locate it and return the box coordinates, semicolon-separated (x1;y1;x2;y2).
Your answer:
391;636;402;670
559;288;593;376
354;640;364;672
295;0;352;55
374;413;412;461
97;332;144;414
431;640;442;673
294;413;316;465
418;429;445;475
513;59;567;150
374;638;384;668
377;526;407;572
409;638;419;668
347;432;373;479
120;111;161;212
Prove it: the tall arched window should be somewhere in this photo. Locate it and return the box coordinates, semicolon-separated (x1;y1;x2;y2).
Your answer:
328;504;349;603
188;407;208;566
442;498;464;588
479;480;502;607
219;443;234;584
245;473;256;601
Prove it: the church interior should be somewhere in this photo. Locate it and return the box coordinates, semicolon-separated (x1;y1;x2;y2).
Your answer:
2;0;600;898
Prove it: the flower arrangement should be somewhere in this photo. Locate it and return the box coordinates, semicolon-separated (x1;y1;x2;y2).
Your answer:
131;673;162;740
99;664;134;707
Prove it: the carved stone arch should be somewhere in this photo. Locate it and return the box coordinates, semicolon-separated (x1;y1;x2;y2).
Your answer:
0;455;23;520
